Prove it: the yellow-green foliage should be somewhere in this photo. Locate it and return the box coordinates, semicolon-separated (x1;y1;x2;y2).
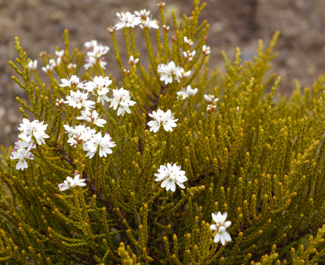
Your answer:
0;0;325;264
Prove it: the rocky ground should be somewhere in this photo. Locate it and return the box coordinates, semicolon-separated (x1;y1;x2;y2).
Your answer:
0;0;324;147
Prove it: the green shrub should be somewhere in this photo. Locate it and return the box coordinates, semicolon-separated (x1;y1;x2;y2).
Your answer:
0;1;325;264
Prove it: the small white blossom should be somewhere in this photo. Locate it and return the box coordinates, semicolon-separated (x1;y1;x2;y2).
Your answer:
129;55;139;65
177;85;198;100
84;40;109;70
204;94;219;104
64;124;96;147
115;12;141;30
207;104;217;113
108;88;136;116
82;76;112;104
55;50;64;58
84;132;116;158
210;212;232;245
49;58;61;68
55;98;64;107
87;45;109;59
67;63;77;71
139;17;159;29
84;40;98;50
59;75;80;88
18;118;49;146
10;148;34;171
64;90;95;109
42;64;54;74
77;108;107;127
28;60;38;71
202;45;211;56
184;36;193;46
134;9;151;19
58;173;86;191
155;163;188;192
157;61;190;85
183;50;196;61
147;109;178;133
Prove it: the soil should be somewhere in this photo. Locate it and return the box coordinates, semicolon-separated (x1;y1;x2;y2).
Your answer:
0;0;325;148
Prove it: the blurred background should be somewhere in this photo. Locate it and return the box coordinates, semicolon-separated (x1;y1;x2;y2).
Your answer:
0;0;325;147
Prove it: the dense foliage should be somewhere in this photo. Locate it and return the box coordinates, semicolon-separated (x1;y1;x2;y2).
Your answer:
0;1;324;264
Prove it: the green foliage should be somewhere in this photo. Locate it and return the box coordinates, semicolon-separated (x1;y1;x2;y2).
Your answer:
1;0;325;264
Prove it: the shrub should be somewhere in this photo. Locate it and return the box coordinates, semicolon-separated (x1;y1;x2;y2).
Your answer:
0;0;325;264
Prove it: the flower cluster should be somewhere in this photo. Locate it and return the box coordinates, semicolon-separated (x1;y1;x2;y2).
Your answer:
61;75;135;117
41;49;64;73
58;172;86;191
204;94;219;103
64;124;116;158
108;87;136;116
177;85;198;100
155;163;188;192
10;119;49;170
147;109;178;133
84;40;109;70
210;212;232;245
157;61;191;85
115;9;159;30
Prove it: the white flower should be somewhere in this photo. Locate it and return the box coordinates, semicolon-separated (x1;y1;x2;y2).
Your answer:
183;50;196;61
204;94;219;103
139;17;159;29
82;76;112;104
84;132;116;158
115;12;141;30
210;212;232;245
58;173;86;191
84;40;109;70
42;64;54;74
64;124;96;147
147;109;178;133
18;118;49;146
177;85;198;100
134;9;150;19
129;55;139;65
67;63;77;70
28;60;37;71
157;61;190;85
55;50;64;58
87;45;109;59
108;88;136;116
77;108;107;127
59;75;80;88
10;148;34;171
184;36;193;46
64;90;95;109
84;40;98;50
202;45;211;56
155;163;188;192
49;58;61;68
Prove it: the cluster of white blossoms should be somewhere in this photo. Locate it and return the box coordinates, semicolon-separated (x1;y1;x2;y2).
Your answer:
115;9;159;30
210;212;232;245
147;109;178;133
157;61;191;85
84;40;109;70
41;49;64;74
177;85;198;100
58;172;86;191
204;94;219;104
60;75;136;117
10;119;49;170
155;163;188;192
183;36;196;62
64;124;116;158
